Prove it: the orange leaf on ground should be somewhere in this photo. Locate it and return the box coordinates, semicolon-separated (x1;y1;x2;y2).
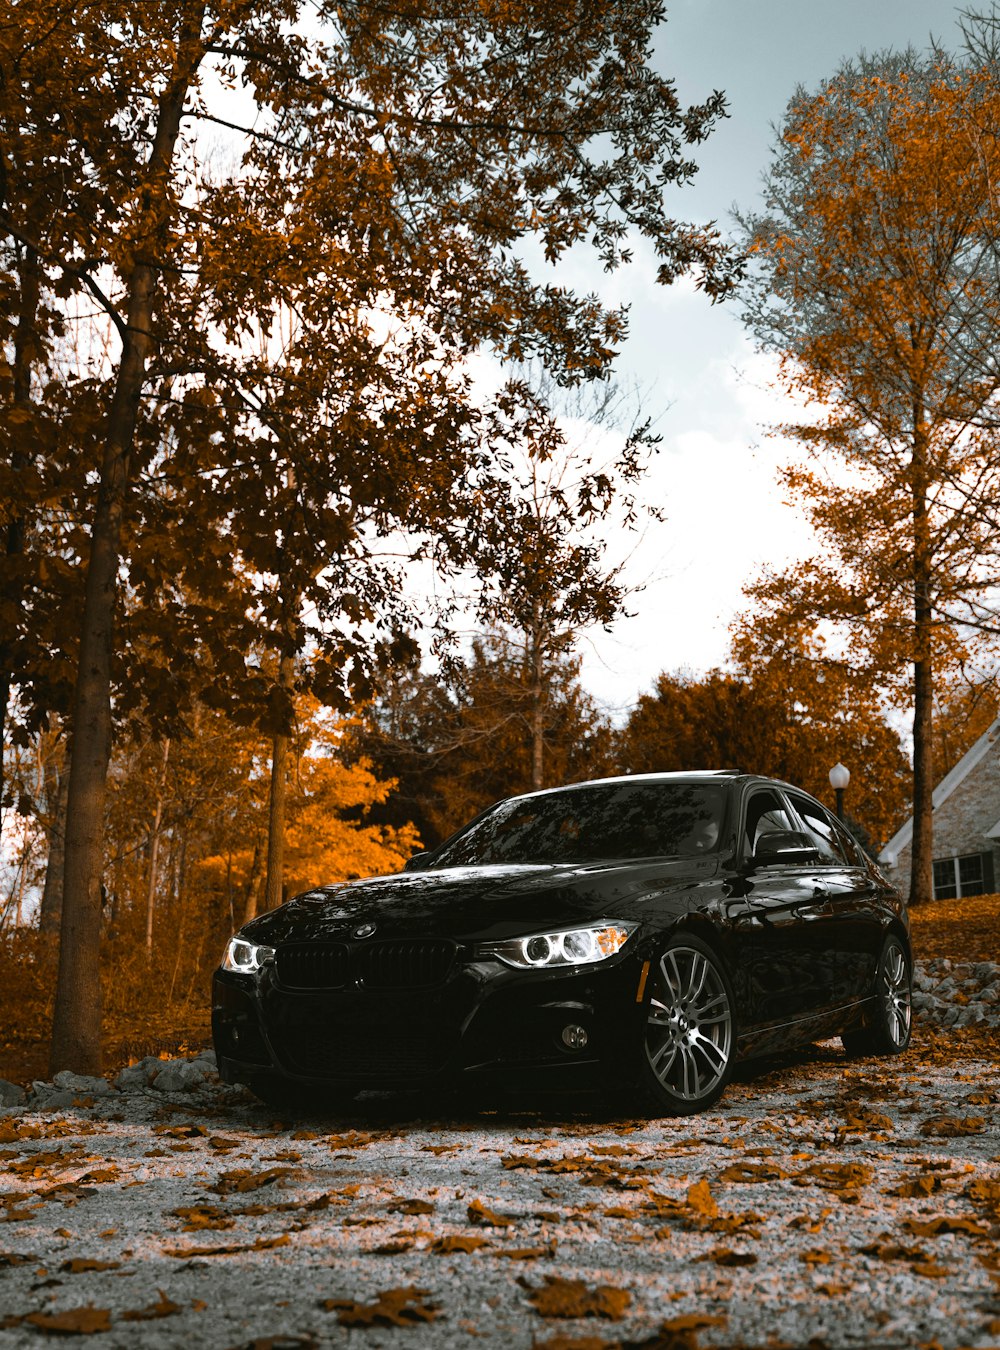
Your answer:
919;1116;985;1137
695;1247;757;1267
685;1179;718;1218
25;1306;112;1335
387;1198;435;1215
324;1286;439;1327
120;1292;181;1322
903;1215;989;1238
59;1258;121;1273
431;1235;489;1255
717;1163;787;1184
527;1276;631;1320
164;1234;291;1258
209;1167;299;1195
467;1198;514;1228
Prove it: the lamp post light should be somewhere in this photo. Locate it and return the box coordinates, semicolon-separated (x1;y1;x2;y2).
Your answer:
829;762;850;823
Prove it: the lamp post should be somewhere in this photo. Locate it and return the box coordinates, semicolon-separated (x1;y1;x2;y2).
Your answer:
829;762;850;823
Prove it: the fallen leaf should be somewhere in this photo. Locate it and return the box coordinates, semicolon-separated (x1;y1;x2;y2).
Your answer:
327;1132;374;1151
903;1215;989;1238
695;1246;757;1267
793;1162;873;1191
527;1276;631;1320
210;1168;299;1195
431;1234;489;1255
120;1292;182;1322
886;1176;944;1199
467;1199;514;1228
387;1198;435;1215
163;1235;291;1258
910;1260;952;1279
59;1258;121;1273
496;1245;552;1260
323;1286;439;1327
25;1306;112;1335
685;1179;718;1218
919;1116;985;1137
170;1205;235;1232
717;1162;787;1184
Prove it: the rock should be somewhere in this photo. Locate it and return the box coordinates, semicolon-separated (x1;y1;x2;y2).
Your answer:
52;1070;116;1097
972;962;1000;982
29;1082;78;1109
0;1078;26;1106
151;1058;215;1093
114;1056;165;1092
934;976;958;998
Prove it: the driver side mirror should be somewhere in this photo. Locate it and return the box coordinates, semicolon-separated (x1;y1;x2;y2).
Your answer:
751;829;822;868
403;851;433;873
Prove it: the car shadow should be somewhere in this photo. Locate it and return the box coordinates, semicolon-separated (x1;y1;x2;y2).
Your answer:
241;1039;852;1131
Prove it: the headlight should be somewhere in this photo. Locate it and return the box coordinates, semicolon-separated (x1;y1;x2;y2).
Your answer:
221;936;275;973
480;922;637;970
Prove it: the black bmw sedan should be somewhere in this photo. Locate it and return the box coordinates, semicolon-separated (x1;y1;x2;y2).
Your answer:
212;771;912;1115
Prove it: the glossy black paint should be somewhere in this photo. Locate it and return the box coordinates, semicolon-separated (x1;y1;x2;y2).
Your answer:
212;771;909;1097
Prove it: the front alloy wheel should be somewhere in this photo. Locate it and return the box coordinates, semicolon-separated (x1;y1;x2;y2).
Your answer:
842;934;912;1057
640;935;735;1115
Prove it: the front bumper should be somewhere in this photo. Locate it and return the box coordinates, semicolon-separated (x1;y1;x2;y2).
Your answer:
212;947;647;1092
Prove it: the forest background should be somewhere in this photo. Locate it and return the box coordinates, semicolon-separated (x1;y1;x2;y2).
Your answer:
3;0;1000;1077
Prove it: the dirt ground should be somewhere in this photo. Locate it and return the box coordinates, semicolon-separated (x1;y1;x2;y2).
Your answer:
1;895;998;1348
0;1030;998;1350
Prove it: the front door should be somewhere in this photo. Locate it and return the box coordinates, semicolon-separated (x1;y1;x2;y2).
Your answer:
741;787;834;1026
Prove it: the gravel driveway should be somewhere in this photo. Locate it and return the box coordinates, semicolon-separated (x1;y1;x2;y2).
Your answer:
1;1031;998;1349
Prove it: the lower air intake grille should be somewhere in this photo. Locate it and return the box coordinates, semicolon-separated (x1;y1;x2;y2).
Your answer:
281;1023;455;1079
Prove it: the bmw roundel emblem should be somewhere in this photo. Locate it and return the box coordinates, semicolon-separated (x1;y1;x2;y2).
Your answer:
353;922;377;939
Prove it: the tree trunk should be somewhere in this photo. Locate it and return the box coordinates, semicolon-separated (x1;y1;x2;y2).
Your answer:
263;653;296;911
0;246;41;810
49;11;207;1075
145;738;170;956
529;606;545;792
908;408;934;908
242;837;265;925
39;736;69;935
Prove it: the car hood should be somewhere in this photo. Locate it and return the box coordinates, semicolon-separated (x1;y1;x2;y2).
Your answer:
242;856;718;946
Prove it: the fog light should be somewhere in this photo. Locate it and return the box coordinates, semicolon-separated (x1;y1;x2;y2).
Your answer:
561;1024;588;1050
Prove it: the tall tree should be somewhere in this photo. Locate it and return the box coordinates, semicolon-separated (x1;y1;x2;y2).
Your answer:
457;370;660;790
1;1;739;1072
736;49;1000;904
620;621;911;852
348;637;616;846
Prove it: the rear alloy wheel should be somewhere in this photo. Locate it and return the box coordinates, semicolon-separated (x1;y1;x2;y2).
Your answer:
640;935;735;1115
842;934;912;1057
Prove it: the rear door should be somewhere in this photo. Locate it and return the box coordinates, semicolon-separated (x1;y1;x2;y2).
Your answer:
784;791;880;1005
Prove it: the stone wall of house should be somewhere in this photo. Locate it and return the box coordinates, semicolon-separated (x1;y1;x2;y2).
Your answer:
884;746;1000;901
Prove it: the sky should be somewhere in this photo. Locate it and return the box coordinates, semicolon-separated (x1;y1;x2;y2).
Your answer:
571;0;968;716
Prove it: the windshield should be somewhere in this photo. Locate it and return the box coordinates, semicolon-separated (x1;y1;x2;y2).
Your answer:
432;781;727;867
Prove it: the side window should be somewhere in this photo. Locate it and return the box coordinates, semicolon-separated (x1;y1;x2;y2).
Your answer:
787;792;847;865
743;789;797;856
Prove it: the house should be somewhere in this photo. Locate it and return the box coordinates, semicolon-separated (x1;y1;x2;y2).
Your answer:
879;717;1000;901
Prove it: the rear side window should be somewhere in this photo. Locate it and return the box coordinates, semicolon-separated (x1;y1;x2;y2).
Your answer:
787;792;865;865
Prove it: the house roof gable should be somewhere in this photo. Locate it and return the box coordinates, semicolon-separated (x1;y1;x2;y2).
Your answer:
879;716;1000;865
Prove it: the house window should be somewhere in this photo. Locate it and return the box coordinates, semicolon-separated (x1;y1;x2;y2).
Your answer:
932;852;993;901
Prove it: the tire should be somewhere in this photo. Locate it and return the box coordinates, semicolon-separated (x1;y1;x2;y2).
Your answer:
638;934;736;1115
842;934;912;1057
